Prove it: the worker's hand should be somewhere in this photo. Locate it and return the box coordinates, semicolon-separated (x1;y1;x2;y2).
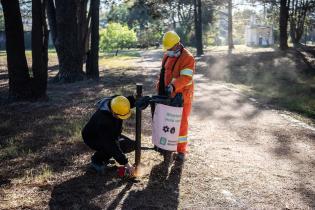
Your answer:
165;84;174;97
135;96;151;110
125;163;135;177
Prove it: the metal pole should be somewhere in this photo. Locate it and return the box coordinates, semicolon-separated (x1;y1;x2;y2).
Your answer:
135;83;142;168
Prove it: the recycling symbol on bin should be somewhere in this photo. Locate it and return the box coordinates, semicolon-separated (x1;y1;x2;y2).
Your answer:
163;125;176;134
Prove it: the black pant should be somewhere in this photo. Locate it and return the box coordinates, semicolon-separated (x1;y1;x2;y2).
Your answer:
91;134;135;165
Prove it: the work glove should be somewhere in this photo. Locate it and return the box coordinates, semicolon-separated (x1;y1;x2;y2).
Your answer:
135;96;151;110
124;162;135;177
165;84;175;97
170;93;183;107
118;163;135;178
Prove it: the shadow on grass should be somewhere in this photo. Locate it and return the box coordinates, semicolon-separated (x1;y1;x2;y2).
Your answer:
0;106;90;183
122;159;184;210
199;49;315;120
0;63;158;186
49;168;134;210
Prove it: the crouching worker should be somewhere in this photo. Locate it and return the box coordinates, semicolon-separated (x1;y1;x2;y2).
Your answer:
82;95;137;175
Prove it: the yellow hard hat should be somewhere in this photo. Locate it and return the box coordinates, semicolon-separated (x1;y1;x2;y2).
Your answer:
162;31;180;51
110;96;131;120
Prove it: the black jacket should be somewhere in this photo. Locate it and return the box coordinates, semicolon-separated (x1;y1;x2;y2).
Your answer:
82;96;135;165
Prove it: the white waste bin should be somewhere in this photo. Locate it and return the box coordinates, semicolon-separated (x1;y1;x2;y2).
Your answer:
152;103;183;151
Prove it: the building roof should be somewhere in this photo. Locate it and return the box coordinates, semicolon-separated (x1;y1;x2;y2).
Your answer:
246;24;273;29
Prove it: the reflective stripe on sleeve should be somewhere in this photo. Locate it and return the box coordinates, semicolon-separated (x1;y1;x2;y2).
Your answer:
180;69;193;77
186;81;192;86
178;136;188;143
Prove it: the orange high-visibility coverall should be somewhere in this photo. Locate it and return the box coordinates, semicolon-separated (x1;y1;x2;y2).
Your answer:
158;48;195;153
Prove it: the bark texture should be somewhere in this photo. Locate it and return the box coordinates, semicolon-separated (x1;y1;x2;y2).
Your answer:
32;0;49;99
86;0;100;79
228;0;234;50
48;0;87;82
280;0;290;50
1;0;31;99
194;0;203;56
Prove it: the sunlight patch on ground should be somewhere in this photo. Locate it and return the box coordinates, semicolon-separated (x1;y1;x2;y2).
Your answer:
22;164;53;184
99;56;141;69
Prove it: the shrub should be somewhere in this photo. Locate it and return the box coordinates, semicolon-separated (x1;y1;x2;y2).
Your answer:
100;22;137;52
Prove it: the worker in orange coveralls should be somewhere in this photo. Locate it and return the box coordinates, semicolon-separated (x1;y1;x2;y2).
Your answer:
157;31;195;161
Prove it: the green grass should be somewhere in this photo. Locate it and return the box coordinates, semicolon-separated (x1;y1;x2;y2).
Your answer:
0;50;6;57
228;50;315;121
45;114;88;142
100;49;141;58
48;48;57;53
253;82;315;119
24;50;57;56
230;81;315;123
0;50;57;57
201;47;315;122
68;118;88;143
24;164;53;183
0;112;89;160
0;136;34;160
0;144;19;160
99;49;142;68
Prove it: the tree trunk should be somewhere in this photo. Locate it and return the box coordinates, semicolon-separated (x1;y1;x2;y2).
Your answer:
304;26;307;46
77;0;89;63
52;0;85;82
1;0;31;99
290;22;302;47
172;1;176;29
289;0;309;47
46;0;57;45
86;0;99;79
228;0;234;50
280;0;290;50
32;0;49;99
194;0;203;56
83;1;92;60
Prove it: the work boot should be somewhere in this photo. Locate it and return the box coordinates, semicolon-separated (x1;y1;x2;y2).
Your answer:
91;156;106;174
162;150;175;165
91;162;105;174
176;152;186;162
108;159;116;165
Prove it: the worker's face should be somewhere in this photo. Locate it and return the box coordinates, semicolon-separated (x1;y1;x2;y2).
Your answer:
166;43;181;57
112;112;121;120
112;111;131;120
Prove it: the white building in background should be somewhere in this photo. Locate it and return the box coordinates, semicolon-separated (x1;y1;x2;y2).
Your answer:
245;14;274;46
217;10;228;45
